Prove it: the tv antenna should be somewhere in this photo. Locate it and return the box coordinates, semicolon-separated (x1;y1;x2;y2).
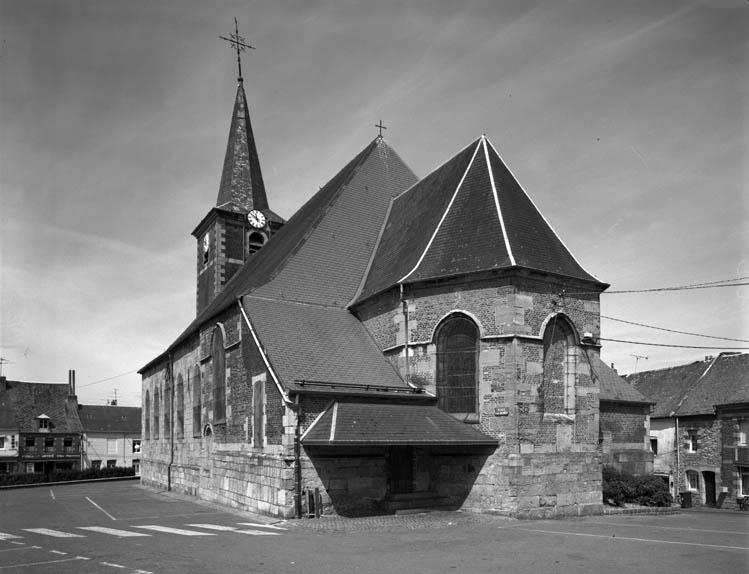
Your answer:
631;354;648;374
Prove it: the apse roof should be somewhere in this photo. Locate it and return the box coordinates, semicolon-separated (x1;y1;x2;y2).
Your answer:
354;136;605;303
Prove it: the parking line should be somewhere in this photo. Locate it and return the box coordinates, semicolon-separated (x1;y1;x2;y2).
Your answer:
133;525;215;536
599;520;748;536
0;556;87;569
237;522;288;530
510;526;749;551
22;528;84;538
0;533;22;541
86;497;117;521
78;526;151;538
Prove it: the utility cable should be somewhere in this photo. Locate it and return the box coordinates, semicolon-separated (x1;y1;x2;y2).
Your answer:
564;275;749;296
598;314;749;343
77;369;139;388
597;337;749;350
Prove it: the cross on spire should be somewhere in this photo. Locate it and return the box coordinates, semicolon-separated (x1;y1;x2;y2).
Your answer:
219;17;255;81
375;120;387;137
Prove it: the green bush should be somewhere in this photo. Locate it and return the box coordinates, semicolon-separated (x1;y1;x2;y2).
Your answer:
0;466;135;487
602;466;672;507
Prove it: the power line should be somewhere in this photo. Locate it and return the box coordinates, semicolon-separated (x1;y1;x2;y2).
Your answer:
599;314;749;343
565;275;749;296
77;369;139;389
598;337;749;350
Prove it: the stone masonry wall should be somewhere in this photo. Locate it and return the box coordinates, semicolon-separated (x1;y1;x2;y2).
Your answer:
600;401;653;475
677;416;721;507
718;413;749;509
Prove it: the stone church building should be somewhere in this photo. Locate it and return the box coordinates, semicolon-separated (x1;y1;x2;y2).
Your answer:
140;64;634;518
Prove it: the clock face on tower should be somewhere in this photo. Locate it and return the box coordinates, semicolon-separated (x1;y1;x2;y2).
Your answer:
247;209;266;229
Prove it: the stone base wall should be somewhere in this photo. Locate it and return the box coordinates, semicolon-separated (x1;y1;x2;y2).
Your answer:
603;448;654;476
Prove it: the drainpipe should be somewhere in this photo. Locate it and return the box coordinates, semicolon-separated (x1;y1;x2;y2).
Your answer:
400;284;410;385
674;416;680;496
294;394;302;519
168;355;174;491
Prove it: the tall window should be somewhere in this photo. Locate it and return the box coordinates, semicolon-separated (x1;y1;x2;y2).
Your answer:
212;326;226;423
144;391;150;439
164;380;171;440
741;467;749;496
153;388;160;440
253;375;265;447
176;374;184;440
687;430;698;452
739;420;749;445
542;315;577;415
192;365;202;437
435;314;479;417
686;470;699;491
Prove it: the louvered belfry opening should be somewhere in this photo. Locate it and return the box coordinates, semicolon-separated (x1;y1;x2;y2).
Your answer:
436;315;479;417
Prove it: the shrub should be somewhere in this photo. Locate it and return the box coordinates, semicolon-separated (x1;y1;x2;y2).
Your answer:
602;466;672;507
0;466;135;487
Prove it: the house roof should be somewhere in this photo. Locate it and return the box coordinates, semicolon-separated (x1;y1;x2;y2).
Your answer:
245;296;417;396
0;391;15;430
216;80;268;212
627;353;748;417
594;358;652;404
78;405;141;434
4;380;82;433
301;401;498;446
141;136;417;373
354;136;606;303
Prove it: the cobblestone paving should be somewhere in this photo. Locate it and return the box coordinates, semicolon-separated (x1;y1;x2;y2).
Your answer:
290;510;512;533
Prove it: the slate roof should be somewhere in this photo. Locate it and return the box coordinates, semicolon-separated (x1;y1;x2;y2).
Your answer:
627;353;749;417
245;297;413;394
78;405;141;434
355;136;605;303
594;358;652;404
216;80;268;212
4;380;82;433
0;390;15;430
301;401;498;446
141;137;417;372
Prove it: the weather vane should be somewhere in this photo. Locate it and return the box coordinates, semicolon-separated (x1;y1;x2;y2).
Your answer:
375;120;387;137
219;17;255;80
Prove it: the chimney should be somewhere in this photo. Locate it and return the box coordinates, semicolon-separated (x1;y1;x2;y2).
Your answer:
68;370;76;397
610;363;617;374
0;376;6;392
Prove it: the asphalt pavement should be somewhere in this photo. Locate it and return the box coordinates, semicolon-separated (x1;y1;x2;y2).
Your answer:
0;481;746;573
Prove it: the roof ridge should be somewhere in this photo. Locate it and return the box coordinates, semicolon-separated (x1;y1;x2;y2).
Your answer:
483;137;516;266
670;355;718;416
244;294;348;310
484;137;603;284
398;138;484;284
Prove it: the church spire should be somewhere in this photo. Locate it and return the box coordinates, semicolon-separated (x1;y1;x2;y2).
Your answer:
217;20;267;211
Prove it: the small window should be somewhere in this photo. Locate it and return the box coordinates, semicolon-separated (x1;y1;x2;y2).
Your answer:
133;459;141;475
25;437;35;448
107;438;118;454
106;460;116;469
687;430;698;452
741;467;749;496
739;420;749;446
247;231;265;255
132;439;141;453
649;438;658;455
0;437;5;449
203;234;210;264
44;437;54;448
39;418;49;430
686;470;699;491
91;460;101;470
26;462;35;473
63;437;73;448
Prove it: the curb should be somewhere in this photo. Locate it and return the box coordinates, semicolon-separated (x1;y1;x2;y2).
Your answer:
0;475;140;490
603;505;680;515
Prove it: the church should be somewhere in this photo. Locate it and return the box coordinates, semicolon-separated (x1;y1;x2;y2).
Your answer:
140;45;646;519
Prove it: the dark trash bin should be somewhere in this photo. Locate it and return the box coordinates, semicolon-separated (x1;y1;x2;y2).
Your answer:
680;491;692;508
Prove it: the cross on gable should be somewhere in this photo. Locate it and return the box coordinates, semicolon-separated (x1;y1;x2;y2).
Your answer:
219;17;255;80
375;120;387;137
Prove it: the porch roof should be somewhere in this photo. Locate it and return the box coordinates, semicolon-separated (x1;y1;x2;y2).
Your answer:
301;402;498;446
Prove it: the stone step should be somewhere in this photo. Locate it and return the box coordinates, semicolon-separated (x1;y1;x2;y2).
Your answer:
384;492;454;513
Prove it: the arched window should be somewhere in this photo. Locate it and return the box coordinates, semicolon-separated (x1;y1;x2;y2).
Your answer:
192;365;202;437
541;315;577;415
144;391;151;440
153;387;160;440
212;326;226;422
247;232;266;256
436;314;479;417
176;375;184;440
164;379;171;440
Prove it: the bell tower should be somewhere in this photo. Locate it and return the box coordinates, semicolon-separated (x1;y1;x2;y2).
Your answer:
192;20;283;315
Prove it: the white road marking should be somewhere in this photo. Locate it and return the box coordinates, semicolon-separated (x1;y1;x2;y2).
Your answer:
599;520;749;536
0;533;22;540
510;527;749;551
132;570;154;574
86;496;117;521
237;522;287;530
133;525;215;536
22;528;85;538
0;556;88;569
100;561;126;568
0;547;32;554
9;541;25;546
49;489;55;501
188;524;281;536
78;526;151;538
49;550;67;555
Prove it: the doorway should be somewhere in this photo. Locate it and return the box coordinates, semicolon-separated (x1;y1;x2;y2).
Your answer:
387;447;414;494
702;471;716;506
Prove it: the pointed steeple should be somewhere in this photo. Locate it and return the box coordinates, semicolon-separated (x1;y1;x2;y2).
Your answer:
216;80;268;211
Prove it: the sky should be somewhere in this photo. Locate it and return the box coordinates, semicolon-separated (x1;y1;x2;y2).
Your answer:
1;0;747;407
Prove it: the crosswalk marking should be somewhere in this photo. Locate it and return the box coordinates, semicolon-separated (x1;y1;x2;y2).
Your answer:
238;522;288;531
0;532;22;540
22;528;84;538
133;525;215;536
188;524;281;536
78;526;151;538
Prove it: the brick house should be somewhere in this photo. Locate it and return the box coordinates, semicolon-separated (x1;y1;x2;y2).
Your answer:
715;367;749;509
79;405;142;474
140;66;650;519
628;352;749;507
0;384;19;474
0;372;83;476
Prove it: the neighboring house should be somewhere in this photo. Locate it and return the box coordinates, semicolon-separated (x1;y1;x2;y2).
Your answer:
0;372;83;475
79;405;142;474
715;375;749;509
628;352;749;507
597;360;654;476
0;382;19;474
139;58;639;519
